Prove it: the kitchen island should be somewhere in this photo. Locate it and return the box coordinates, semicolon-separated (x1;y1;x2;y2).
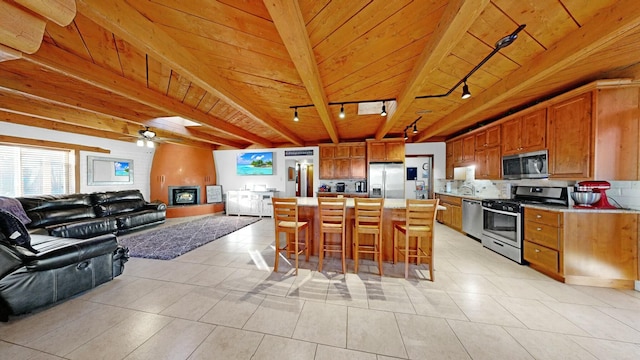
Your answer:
295;198;428;262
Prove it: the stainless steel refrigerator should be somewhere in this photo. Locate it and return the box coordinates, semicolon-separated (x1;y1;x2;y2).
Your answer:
369;163;404;199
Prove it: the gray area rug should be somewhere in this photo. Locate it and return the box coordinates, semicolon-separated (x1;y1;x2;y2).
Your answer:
119;215;261;260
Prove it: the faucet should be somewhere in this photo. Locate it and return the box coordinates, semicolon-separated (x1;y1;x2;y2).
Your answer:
460;183;475;196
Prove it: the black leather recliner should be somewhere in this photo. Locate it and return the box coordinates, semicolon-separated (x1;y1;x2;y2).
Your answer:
0;209;128;321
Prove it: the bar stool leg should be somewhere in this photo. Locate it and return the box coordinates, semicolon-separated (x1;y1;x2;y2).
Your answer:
377;234;383;276
318;233;325;272
353;229;359;273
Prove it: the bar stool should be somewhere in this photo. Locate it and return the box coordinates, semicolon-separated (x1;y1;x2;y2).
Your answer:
393;199;439;280
353;198;384;275
318;197;347;273
272;197;309;275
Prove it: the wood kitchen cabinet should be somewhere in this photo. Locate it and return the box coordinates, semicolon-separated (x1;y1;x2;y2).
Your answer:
452;136;474;166
445;141;454;179
319;143;366;179
547;93;591;179
475;125;500;149
366;139;405;162
501;109;546;155
524;208;563;281
475;146;501;179
435;194;462;232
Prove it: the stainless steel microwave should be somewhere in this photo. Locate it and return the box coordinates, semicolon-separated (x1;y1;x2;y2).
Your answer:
502;150;549;180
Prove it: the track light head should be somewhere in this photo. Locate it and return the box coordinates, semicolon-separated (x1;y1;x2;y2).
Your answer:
380;102;387;117
293;108;299;122
412;123;418;134
461;81;471;99
339;104;345;119
404;130;408;141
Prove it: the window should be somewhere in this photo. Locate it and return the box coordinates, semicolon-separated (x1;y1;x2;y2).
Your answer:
0;145;74;197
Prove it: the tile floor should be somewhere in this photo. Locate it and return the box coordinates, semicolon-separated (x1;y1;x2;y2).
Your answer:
1;216;640;359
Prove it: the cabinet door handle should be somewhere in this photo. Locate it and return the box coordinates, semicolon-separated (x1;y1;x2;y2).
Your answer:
536;227;542;231
534;248;541;253
536;215;542;218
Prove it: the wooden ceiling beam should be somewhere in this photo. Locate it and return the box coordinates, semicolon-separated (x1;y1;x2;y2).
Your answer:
418;0;640;140
76;0;304;146
264;0;339;144
374;0;490;139
0;1;46;54
0;92;217;149
0;44;21;63
14;0;76;26
22;42;269;148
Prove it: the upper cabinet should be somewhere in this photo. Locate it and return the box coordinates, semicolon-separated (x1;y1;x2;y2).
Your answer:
475;126;500;149
547;93;592;179
319;142;366;179
502;109;546;155
367;139;405;162
451;135;475;166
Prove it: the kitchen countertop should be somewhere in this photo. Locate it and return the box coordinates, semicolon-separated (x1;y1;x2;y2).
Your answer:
298;197;411;209
434;191;485;200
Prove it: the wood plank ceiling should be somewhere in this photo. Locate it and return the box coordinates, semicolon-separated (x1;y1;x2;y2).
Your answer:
1;0;640;150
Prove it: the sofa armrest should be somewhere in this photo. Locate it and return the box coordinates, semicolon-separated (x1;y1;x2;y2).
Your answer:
24;234;118;271
144;201;166;211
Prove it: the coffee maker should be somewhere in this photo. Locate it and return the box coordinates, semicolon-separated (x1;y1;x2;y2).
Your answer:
355;180;366;193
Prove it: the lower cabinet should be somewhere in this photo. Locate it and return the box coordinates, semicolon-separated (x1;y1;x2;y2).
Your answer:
435;194;462;232
226;191;276;217
524;207;638;289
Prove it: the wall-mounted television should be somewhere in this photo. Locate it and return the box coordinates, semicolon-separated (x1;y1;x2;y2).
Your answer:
237;151;274;175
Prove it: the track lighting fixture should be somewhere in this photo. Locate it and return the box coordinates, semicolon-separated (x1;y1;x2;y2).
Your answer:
461;80;471;99
415;24;526;100
291;99;395;121
403;116;422;141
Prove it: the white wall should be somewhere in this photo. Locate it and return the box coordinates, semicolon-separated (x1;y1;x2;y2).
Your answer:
213;147;319;197
0;122;155;200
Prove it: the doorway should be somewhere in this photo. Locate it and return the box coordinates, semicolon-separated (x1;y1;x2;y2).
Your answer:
296;161;314;197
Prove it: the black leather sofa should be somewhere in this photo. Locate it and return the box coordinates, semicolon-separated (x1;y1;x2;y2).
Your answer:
0;209;128;321
18;190;166;239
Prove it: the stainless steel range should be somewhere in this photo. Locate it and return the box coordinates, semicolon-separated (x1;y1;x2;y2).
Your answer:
481;186;568;264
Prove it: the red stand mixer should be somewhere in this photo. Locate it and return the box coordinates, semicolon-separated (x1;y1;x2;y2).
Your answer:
571;181;617;209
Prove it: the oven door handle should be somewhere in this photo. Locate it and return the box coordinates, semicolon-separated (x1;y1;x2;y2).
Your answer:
482;207;518;217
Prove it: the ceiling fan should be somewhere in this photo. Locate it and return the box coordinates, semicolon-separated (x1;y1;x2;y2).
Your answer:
136;127;157;148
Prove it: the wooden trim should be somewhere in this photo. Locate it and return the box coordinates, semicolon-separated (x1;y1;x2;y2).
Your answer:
0;134;110;153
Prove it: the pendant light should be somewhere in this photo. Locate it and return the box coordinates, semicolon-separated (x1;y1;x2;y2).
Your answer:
380;102;387;116
293;108;299;122
339;104;345;119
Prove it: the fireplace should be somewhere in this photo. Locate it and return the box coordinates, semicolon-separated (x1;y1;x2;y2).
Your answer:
168;186;200;206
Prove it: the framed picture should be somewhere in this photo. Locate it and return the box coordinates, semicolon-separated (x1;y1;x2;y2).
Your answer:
406;167;417;180
88;156;134;185
237;151;274;175
287;166;295;181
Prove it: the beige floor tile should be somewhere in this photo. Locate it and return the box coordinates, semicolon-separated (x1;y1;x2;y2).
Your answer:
187;326;263;360
505;327;598;360
156;261;211;283
160;287;229;320
347;307;407;358
409;288;468;320
572;286;640;310
447;320;534;360
367;283;415;314
124;318;214;360
26;305;134;356
84;277;167;307
288;271;330;301
218;268;272;292
596;306;640;332
0;340;64;360
0;299;102;344
446;273;507;296
315;344;377;360
199;291;265;328
528;280;608;306
395;313;470;359
568;336;640;360
542;301;640;343
485;276;557;301
448;292;525;327
493;296;589;335
66;312;173;360
184;264;236;287
292;301;347;347
249;271;297;297
243;295;304;337
126;282;195;313
252;334;317;360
